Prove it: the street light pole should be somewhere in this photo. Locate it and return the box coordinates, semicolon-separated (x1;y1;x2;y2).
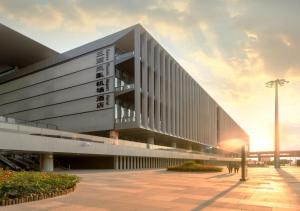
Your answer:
266;79;289;168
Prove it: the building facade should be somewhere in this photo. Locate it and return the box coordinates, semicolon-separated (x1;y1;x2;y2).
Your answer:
0;24;248;164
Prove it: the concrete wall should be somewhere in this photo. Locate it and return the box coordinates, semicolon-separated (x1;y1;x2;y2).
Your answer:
0;46;115;132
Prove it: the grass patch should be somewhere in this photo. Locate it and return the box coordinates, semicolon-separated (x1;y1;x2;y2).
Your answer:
167;161;223;173
0;170;79;201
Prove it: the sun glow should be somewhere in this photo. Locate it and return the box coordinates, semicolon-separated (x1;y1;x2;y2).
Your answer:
249;132;273;152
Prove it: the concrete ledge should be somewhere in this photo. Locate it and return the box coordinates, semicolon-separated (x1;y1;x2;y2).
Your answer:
0;130;239;162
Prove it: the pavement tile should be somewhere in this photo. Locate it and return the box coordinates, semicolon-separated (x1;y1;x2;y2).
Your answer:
2;167;300;210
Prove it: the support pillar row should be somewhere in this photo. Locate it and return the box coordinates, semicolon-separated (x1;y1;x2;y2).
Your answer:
40;153;54;172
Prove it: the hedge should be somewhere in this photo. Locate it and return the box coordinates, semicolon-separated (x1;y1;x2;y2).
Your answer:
167;161;222;172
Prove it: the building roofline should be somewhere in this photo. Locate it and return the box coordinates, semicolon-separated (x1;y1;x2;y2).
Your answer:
0;24;138;84
0;23;58;72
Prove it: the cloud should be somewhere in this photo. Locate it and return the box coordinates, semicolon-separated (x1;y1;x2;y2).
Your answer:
0;0;299;151
0;0;63;31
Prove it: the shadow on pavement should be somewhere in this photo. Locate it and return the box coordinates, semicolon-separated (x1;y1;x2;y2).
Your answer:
191;181;241;211
276;168;300;199
206;173;236;179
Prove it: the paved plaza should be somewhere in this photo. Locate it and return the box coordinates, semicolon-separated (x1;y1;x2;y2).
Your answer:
2;167;300;210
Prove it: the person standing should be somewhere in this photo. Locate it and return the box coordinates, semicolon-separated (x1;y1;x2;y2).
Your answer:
227;162;233;173
227;163;231;173
236;163;240;174
234;162;240;174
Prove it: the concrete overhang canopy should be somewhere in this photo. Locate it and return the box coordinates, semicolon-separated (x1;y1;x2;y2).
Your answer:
0;23;58;73
0;24;139;84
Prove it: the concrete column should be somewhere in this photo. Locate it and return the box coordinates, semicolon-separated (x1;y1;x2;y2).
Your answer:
161;52;166;133
109;130;119;139
114;156;119;170
131;157;133;169
147;137;154;149
141;33;148;127
188;143;192;151
196;87;200;141
127;156;130;169
40;153;54;172
136;157;138;169
123;156;126;169
139;157;141;169
149;40;155;129
109;130;119;145
166;56;171;133
155;46;161;131
171;61;175;134
128;156;130;169
175;65;179;136
140;157;142;169
142;157;145;169
179;69;183;137
134;27;141;126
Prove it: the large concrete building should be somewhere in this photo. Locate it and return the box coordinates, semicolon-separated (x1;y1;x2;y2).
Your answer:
0;23;248;171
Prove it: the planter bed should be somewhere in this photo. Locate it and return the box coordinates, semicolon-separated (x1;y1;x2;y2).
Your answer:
0;170;79;206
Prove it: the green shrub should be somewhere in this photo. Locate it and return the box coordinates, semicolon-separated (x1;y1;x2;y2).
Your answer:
167;161;222;172
182;161;197;167
0;170;79;200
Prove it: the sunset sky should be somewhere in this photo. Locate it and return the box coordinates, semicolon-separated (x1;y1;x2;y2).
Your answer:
0;0;299;152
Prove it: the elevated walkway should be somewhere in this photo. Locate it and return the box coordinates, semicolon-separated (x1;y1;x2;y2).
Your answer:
0;122;240;171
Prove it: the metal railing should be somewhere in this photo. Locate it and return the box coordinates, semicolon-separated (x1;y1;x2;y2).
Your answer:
115;116;136;124
0;116;58;130
115;84;134;92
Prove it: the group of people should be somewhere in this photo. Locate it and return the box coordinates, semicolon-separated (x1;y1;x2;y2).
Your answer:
227;162;240;174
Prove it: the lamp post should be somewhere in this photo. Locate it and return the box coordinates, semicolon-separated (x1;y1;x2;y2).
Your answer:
266;79;289;168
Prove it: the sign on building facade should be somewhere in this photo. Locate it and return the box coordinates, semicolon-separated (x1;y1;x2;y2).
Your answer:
95;46;115;110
